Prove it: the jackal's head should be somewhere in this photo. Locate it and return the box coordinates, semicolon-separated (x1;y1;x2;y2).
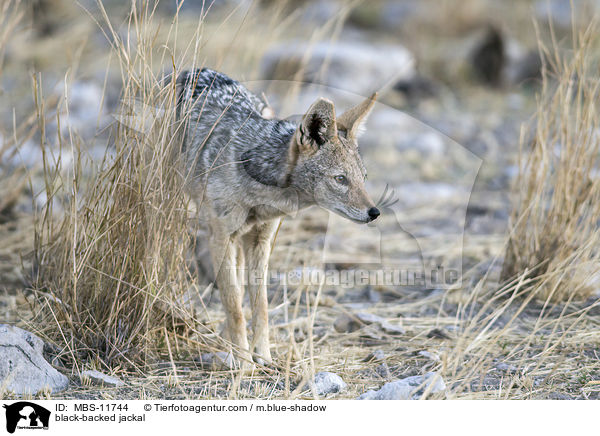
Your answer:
288;94;380;223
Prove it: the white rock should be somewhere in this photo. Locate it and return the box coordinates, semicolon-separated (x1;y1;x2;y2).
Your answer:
356;312;385;325
419;350;441;362
364;349;386;362
312;371;347;396
495;362;518;373
380;321;406;335
357;372;445;400
81;370;124;387
0;324;69;395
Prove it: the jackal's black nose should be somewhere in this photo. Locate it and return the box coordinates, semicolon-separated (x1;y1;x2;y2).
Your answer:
368;207;380;221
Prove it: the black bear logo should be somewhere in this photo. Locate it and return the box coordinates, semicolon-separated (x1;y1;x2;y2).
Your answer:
3;402;50;433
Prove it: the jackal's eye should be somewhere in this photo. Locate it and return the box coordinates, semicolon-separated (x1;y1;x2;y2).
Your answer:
334;175;348;185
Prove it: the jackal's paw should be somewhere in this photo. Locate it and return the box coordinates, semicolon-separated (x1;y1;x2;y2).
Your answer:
253;356;272;367
252;348;272;367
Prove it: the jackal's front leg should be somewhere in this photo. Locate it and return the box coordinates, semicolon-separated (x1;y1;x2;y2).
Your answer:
209;231;251;364
242;220;278;365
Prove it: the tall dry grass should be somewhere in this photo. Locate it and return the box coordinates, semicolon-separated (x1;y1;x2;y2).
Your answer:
30;1;204;369
501;19;600;302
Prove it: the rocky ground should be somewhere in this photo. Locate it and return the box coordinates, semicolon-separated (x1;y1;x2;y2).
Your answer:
1;0;600;400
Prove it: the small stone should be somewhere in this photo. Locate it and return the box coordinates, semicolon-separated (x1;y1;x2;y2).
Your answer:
198;352;235;371
380;321;406;335
357;372;446;400
363;349;386;362
356;312;384;325
495;362;518;373
419;351;441;362
547;391;571;400
360;327;384;341
333;315;360;333
426;328;451;339
375;363;391;379
312;371;347;396
334;313;405;335
81;370;124;387
358;313;405;335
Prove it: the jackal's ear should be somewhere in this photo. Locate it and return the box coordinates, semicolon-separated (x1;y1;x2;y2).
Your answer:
296;98;337;153
336;92;377;139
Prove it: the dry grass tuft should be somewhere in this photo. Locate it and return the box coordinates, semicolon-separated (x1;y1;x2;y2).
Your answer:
30;2;201;369
502;19;600;302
